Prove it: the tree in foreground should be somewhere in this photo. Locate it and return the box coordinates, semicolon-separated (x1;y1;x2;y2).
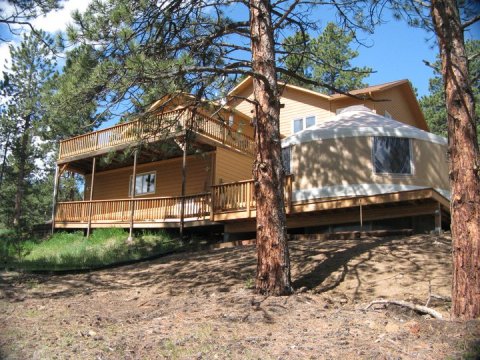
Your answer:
430;0;480;319
64;0;377;295
420;40;479;144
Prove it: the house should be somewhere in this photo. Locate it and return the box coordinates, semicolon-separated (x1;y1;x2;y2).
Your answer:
52;78;450;238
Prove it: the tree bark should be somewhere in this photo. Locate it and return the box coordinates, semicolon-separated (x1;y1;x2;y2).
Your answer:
13;115;31;228
431;0;480;319
249;0;292;295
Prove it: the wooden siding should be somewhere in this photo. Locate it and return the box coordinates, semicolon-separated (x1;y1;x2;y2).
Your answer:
229;85;332;138
215;147;254;184
330;86;422;128
230;80;428;138
291;137;449;193
85;153;213;200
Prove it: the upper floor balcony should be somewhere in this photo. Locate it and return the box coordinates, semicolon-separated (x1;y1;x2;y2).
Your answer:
58;108;255;163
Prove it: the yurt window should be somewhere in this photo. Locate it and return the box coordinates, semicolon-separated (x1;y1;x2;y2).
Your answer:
293;116;316;133
372;137;412;175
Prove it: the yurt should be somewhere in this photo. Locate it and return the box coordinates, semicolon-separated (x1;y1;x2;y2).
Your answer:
282;105;450;204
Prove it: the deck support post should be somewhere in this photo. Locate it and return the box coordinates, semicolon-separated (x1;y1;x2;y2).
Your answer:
180;132;188;240
434;202;442;235
51;165;61;234
128;150;138;242
359;199;363;231
86;157;96;237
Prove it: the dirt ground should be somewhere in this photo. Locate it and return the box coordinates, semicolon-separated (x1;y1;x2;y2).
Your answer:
0;233;479;360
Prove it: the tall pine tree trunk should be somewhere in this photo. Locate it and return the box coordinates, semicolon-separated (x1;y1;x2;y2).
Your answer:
249;0;292;295
13;115;31;228
431;0;480;319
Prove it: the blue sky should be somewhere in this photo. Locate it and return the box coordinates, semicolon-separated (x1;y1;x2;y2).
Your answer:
353;14;479;97
1;0;478;101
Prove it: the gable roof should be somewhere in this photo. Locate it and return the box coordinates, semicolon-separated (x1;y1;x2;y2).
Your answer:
329;80;410;99
282;105;445;147
228;76;428;131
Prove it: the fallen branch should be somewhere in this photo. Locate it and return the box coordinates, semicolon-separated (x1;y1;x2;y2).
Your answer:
365;299;443;320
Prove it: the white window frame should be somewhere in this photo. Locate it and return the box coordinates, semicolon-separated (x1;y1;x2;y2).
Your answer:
371;137;414;176
129;171;156;196
292;115;316;134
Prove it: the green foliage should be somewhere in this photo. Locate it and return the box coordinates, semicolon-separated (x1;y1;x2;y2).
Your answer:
3;228;181;271
282;23;372;93
420;40;479;144
0;31;57;231
43;45;102;138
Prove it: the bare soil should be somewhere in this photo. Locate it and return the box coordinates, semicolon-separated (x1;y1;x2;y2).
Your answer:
1;233;479;359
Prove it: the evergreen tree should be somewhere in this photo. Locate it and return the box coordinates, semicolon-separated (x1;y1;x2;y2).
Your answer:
282;23;372;93
0;31;56;232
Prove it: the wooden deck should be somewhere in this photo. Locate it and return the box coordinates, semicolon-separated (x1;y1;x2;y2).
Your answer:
54;177;449;230
58;108;255;162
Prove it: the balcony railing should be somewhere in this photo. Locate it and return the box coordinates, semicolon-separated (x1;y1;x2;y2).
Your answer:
58;108;255;161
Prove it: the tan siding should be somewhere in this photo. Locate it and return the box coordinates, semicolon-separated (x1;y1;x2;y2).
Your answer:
215;147;253;184
229;87;254;118
330;87;422;128
231;82;427;137
230;86;333;138
291;137;449;193
85;153;213;200
279;87;332;137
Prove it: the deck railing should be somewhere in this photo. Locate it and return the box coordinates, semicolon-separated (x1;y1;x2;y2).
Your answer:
58;108;255;160
54;176;294;226
211;175;294;216
55;193;211;223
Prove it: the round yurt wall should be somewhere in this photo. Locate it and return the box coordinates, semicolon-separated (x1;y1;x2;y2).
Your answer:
282;106;450;202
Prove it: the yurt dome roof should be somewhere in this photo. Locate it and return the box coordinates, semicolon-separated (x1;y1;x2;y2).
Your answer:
282;105;446;147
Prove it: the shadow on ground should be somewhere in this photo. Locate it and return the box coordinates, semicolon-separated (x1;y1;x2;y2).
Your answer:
0;234;452;304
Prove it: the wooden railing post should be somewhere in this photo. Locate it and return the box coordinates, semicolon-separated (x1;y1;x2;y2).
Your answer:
246;181;251;218
128;150;138;242
94;131;99;151
210;187;215;221
51;165;61;234
285;175;293;214
87;157;96;237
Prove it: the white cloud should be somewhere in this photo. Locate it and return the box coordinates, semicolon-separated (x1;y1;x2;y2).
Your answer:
0;42;12;79
0;0;93;77
31;0;92;33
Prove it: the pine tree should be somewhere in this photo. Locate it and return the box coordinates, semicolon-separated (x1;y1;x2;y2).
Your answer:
0;31;56;232
282;23;372;93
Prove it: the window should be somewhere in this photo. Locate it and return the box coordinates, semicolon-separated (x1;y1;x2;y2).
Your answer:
293;115;316;133
373;137;412;175
129;171;156;196
282;146;292;174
